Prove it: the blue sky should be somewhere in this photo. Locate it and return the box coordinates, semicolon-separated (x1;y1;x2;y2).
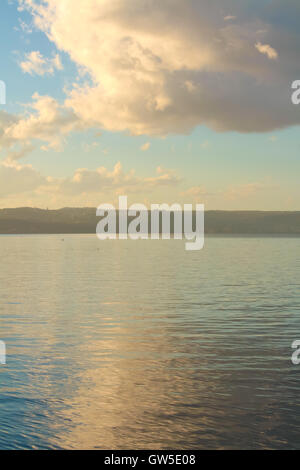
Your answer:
0;0;300;209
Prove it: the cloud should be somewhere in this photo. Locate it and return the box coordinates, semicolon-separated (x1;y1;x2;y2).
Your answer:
181;186;208;199
0;93;85;161
82;141;100;153
144;166;181;187
255;42;278;60
17;0;300;135
60;163;180;195
140;142;150;152
225;182;277;201
0;160;181;207
180;181;279;207
20;51;63;76
0;161;46;198
18;19;33;34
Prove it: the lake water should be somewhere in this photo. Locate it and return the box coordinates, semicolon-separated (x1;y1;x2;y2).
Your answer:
0;235;300;450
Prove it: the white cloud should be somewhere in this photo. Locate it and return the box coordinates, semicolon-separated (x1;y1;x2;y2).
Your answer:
140;142;150;152
0;161;181;207
82;141;100;153
17;0;300;135
61;163;180;195
0;161;45;198
224;16;237;21
0;93;85;161
255;42;278;60
20;51;63;76
18;19;33;34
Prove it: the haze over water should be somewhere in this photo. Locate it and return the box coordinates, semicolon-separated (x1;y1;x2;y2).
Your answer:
0;235;300;450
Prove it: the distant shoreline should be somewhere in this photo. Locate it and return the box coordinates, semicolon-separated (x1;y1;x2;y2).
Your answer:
1;208;300;235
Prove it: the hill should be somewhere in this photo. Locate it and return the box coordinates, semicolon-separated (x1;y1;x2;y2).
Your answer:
1;208;300;235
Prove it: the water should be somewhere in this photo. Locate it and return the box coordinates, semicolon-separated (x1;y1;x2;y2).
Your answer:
0;235;300;450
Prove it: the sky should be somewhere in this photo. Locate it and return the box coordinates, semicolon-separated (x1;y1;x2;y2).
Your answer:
0;0;300;210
